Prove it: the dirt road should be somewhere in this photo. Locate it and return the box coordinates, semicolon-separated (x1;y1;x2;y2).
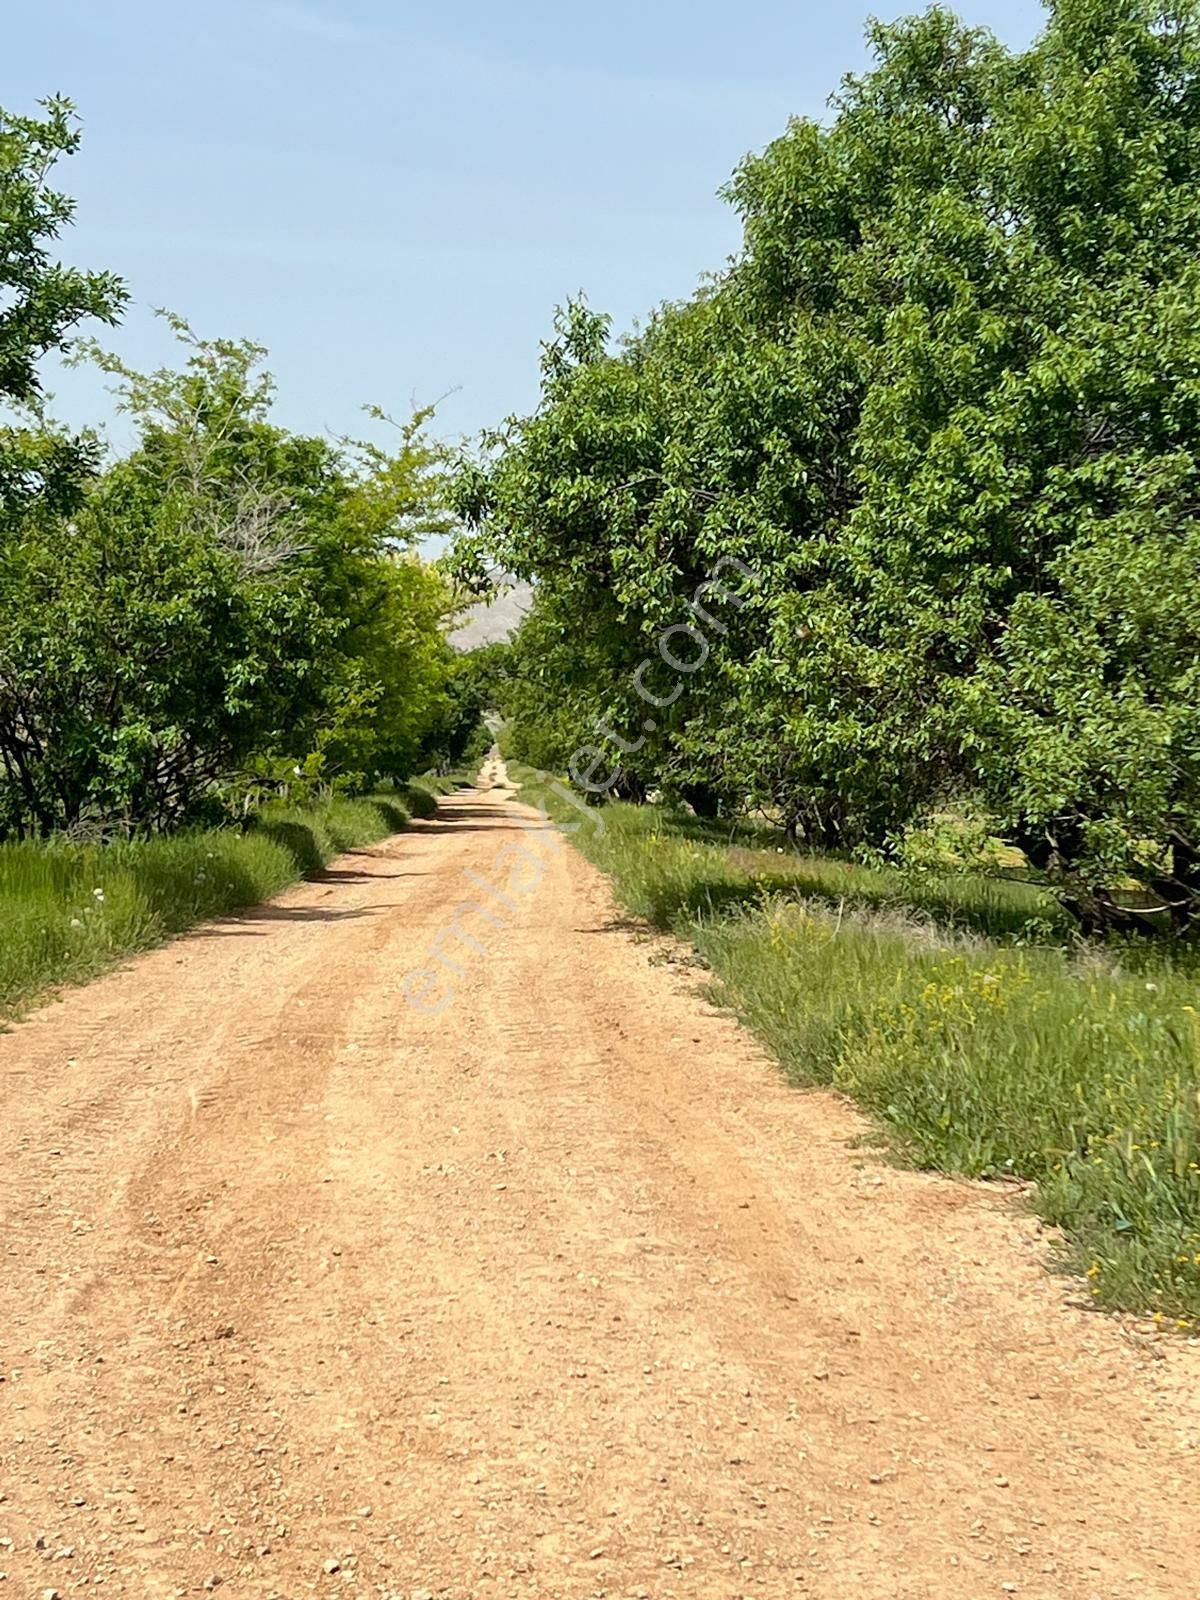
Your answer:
2;768;1197;1598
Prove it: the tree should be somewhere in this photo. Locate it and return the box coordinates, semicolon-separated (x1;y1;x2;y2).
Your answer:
457;0;1200;929
0;320;461;834
0;97;126;535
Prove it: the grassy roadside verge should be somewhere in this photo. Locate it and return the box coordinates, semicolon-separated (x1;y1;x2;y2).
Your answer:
0;786;436;1023
511;766;1200;1326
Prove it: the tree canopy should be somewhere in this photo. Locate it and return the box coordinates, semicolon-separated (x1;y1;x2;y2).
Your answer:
0;97;126;534
0;105;475;837
456;0;1200;930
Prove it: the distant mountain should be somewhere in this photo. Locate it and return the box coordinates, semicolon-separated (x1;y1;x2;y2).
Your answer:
448;579;533;651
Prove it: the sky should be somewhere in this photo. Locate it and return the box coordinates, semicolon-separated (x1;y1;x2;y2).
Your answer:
10;0;1048;456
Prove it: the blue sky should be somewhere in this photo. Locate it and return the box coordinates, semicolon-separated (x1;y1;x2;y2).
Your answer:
11;0;1047;453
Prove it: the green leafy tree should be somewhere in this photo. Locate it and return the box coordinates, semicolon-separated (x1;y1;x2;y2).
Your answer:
1;319;459;834
458;0;1200;929
0;97;126;534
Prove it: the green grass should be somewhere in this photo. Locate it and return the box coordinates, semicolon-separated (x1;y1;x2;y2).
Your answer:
511;766;1200;1326
0;791;414;1023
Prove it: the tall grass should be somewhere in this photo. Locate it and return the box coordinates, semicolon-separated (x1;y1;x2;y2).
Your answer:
512;768;1200;1324
0;792;413;1021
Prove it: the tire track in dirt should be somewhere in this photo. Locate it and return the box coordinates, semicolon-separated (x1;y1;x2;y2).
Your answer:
1;770;1197;1597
